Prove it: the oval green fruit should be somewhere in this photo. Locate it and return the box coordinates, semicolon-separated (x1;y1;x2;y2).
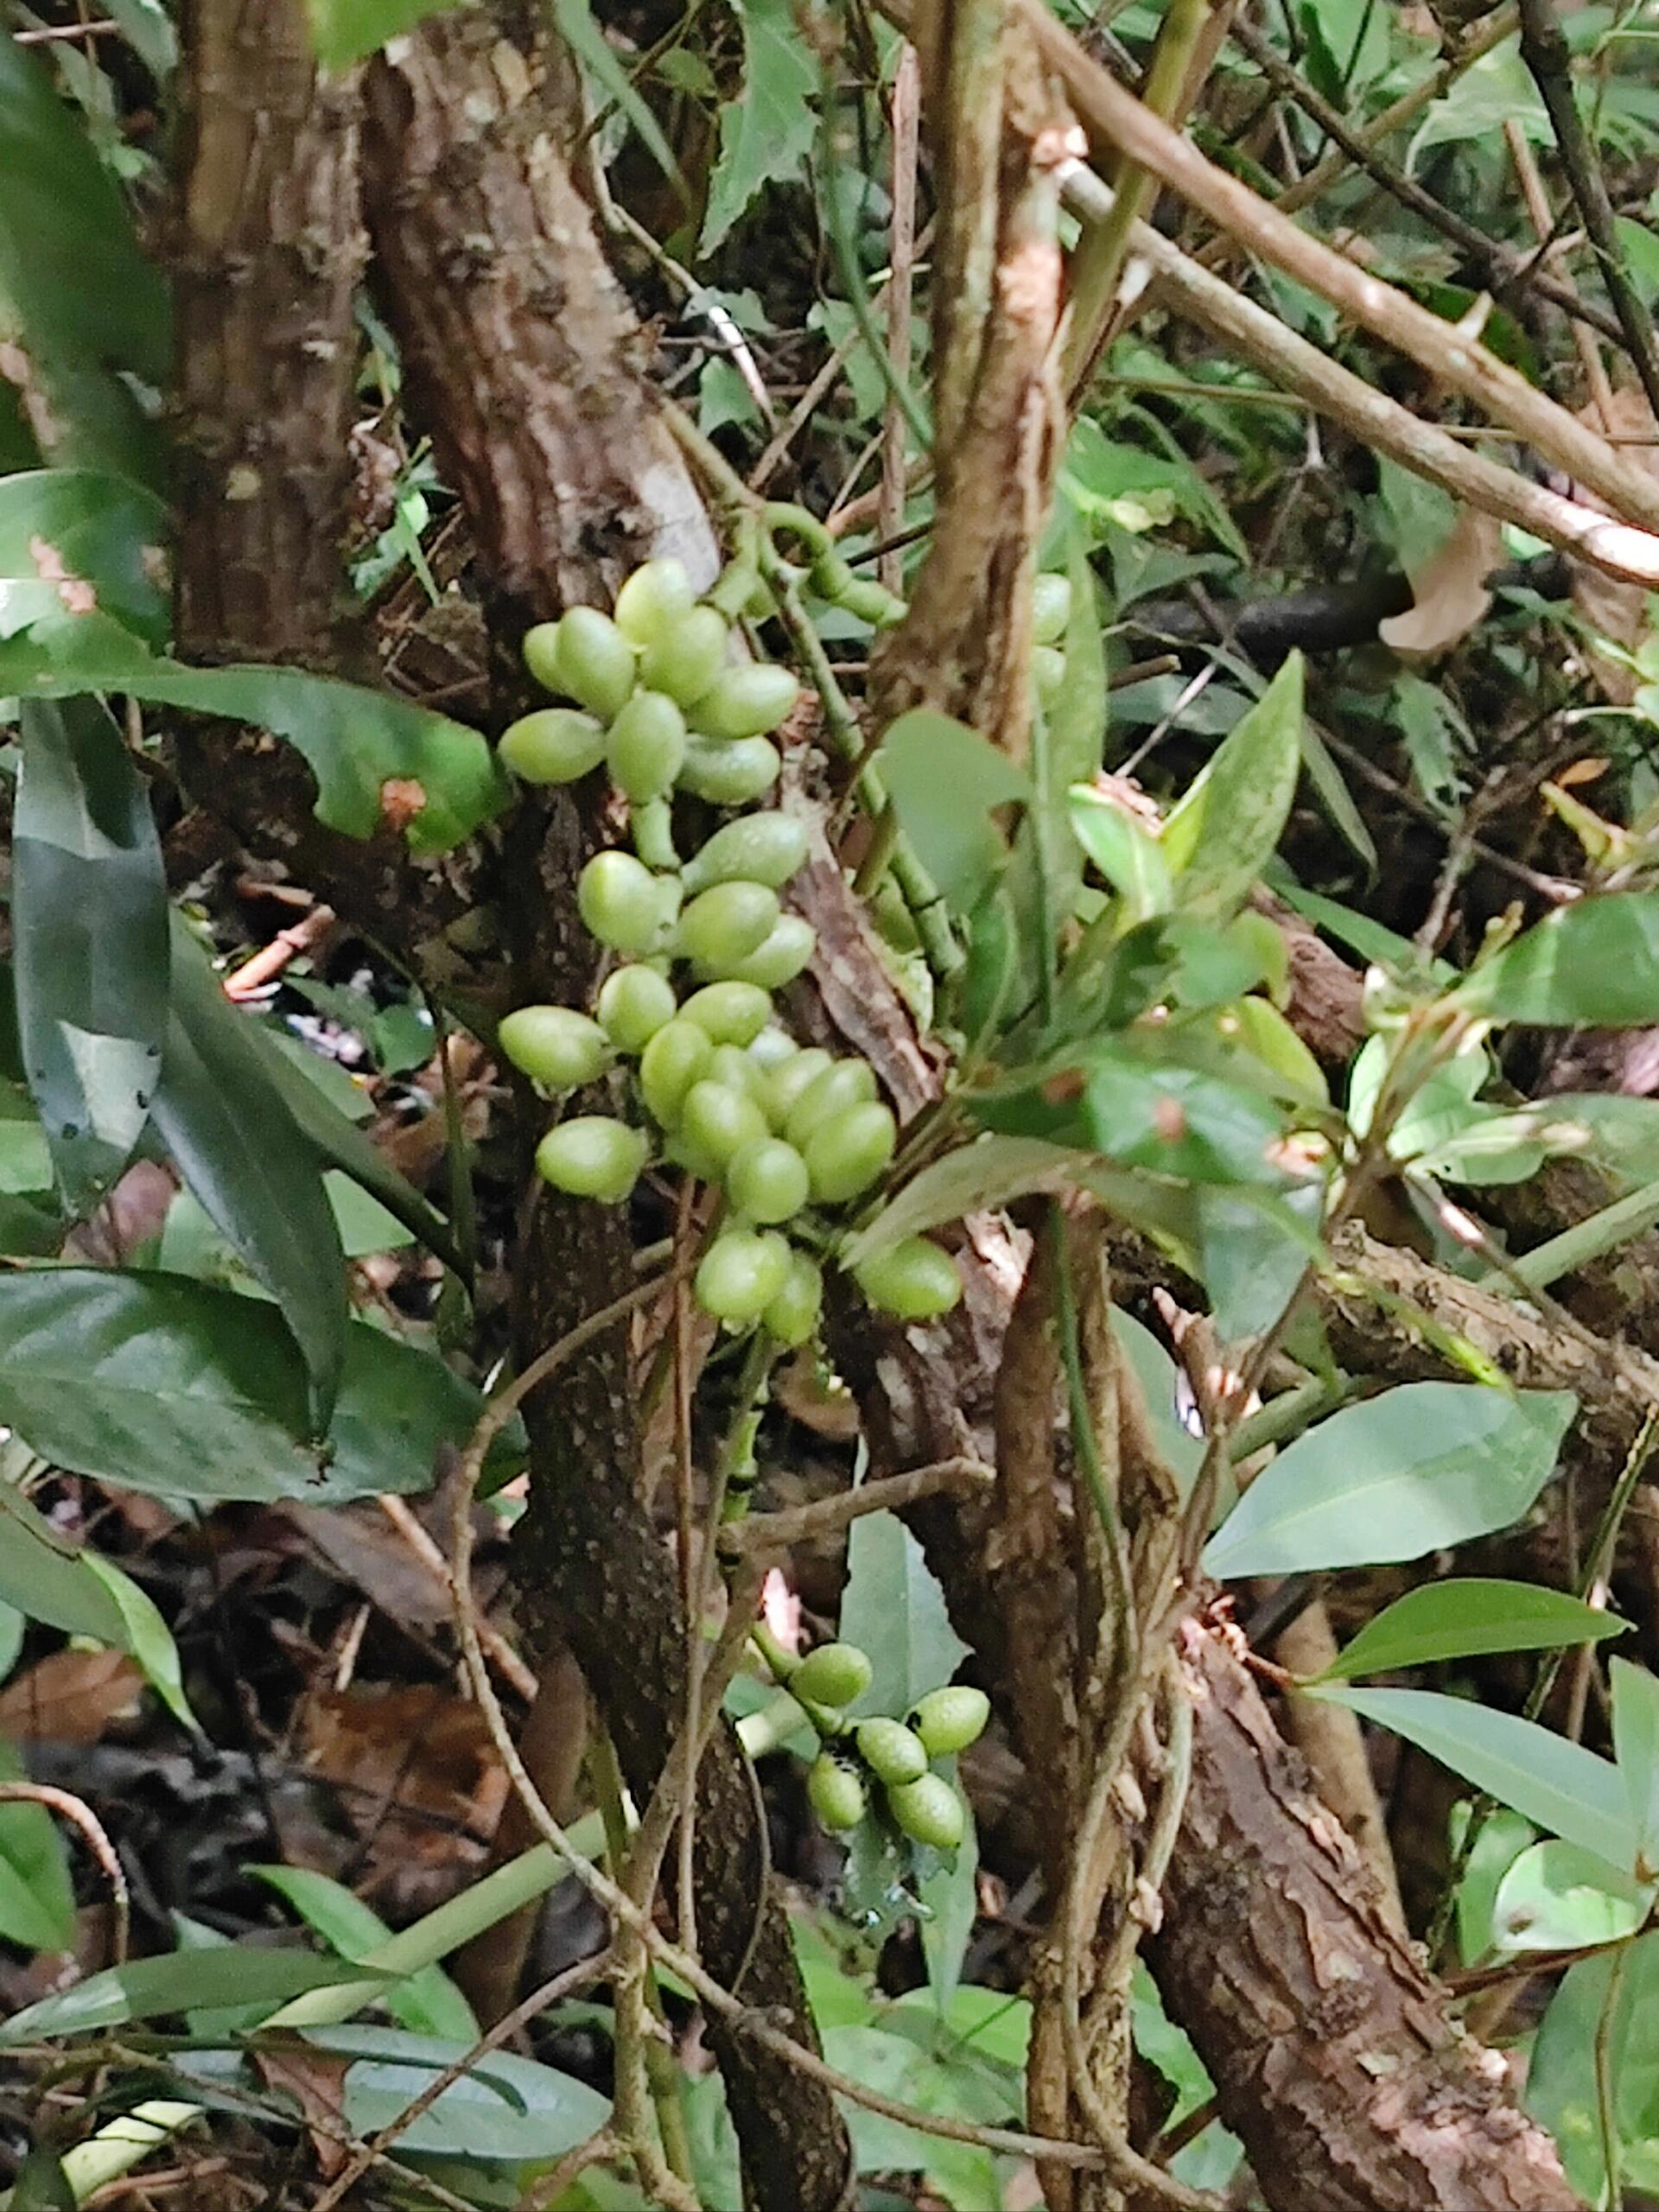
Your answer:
522;620;565;693
912;1686;990;1758
688;663;801;741
535;1116;648;1204
746;1027;798;1071
596;964;677;1053
606;689;686;802
706;1042;769;1103
853;1237;962;1322
886;1772;965;1850
677;736;781;805
639;1018;713;1127
763;1249;823;1348
679;981;772;1047
578;851;672;957
725;916;816;989
855;1718;929;1787
727;1136;810;1224
792;1642;873;1709
804;1100;896;1205
1031;572;1072;646
556;605;638;720
680;1080;769;1173
806;1752;867;1834
784;1058;878;1150
640;605;729;707
499;707;607;785
1033;645;1066;704
613;556;696;646
764;1047;833;1128
497;1005;608;1090
677;880;780;972
682;812;809;895
695;1227;791;1325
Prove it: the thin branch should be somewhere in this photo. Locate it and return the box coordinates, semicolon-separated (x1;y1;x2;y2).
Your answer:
719;1458;995;1554
0;1785;128;1964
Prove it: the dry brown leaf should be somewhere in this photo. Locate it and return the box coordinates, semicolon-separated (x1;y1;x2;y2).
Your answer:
299;1682;507;1839
1569;386;1659;702
255;2044;352;2178
1379;504;1504;655
0;1649;145;1745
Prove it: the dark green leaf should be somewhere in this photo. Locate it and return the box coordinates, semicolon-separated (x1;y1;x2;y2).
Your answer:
0;472;170;648
838;1510;967;1719
156;917;346;1430
304;0;464;70
699;0;817;252
301;2025;610;2161
1160;654;1304;920
1198;1183;1322;1341
0;1268;504;1505
0;1484;126;1646
1314;1580;1626;1681
1528;1930;1659;2204
1202;1384;1577;1578
9;2149;74;2212
1457;893;1659;1027
0;605;506;855
13;697;168;1212
1075;1049;1290;1185
876;709;1029;914
0;1744;74;1955
553;0;689;206
0;1946;381;2047
1613;1659;1659;1878
251;1866;479;2042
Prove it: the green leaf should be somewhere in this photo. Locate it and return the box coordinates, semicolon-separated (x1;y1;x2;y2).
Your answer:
1198;1183;1322;1342
918;1799;977;2015
843;1135;1103;1267
876;709;1029;915
699;0;817;251
304;0;465;70
1527;1930;1659;2205
1452;1802;1535;1967
8;2149;74;2212
1130;1961;1213;2126
553;0;689;206
0;471;170;648
155;917;347;1430
1202;1383;1577;1578
0;1946;381;2046
0;1268;502;1505
251;1866;479;2043
1160;655;1304;920
1613;1658;1659;1879
839;1510;968;1719
1067;785;1173;921
1314;1580;1626;1681
1311;1685;1635;1871
0;34;169;485
1491;1840;1650;1955
1074;1048;1291;1185
0;1743;74;1955
1457;893;1659;1027
13;697;168;1213
0;606;506;855
298;2024;610;2161
105;0;178;78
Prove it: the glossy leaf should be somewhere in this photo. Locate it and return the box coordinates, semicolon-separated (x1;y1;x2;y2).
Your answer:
300;2024;609;2161
1613;1659;1659;1879
155;916;346;1429
1457;893;1659;1027
0;1743;74;1955
700;0;817;251
0;605;505;855
1161;655;1304;920
13;697;168;1213
876;709;1030;914
1067;785;1173;920
1491;1840;1650;1955
0;471;170;648
1315;1580;1626;1682
1312;1685;1635;1871
839;1510;968;1720
0;1947;380;2046
251;1866;479;2043
1202;1383;1577;1578
0;1268;504;1505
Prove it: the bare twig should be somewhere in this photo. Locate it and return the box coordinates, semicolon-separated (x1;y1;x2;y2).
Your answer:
378;1493;538;1699
719;1457;995;1554
0;1785;129;1964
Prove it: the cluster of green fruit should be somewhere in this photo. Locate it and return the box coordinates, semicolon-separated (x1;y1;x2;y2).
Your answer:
493;559;962;1341
777;1640;989;1852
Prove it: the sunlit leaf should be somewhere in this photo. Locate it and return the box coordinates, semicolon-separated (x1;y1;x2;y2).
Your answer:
251;1866;478;2042
1491;1840;1650;1955
300;2025;610;2161
304;0;464;70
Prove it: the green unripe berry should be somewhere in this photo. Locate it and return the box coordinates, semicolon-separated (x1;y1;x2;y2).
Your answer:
497;1005;608;1090
677;880;780;972
707;1043;769;1103
499;707;607;785
556;606;639;720
764;1048;833;1128
806;1752;867;1834
763;1249;823;1347
855;1718;929;1786
695;1227;791;1325
679;982;772;1047
804;1100;897;1205
640;605;729;707
727;1136;810;1224
578;851;673;957
1033;645;1066;704
886;1772;965;1851
522;620;565;693
613;557;696;646
680;1080;769;1173
724;916;817;989
677;736;781;805
535;1116;648;1204
784;1058;878;1150
1031;573;1072;646
639;1018;713;1126
596;964;677;1053
606;690;686;802
747;1027;798;1071
689;664;801;741
854;1237;963;1322
682;812;809;896
792;1642;873;1709
912;1686;991;1758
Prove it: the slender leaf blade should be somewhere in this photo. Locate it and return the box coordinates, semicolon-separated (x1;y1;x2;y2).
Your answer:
0;1948;381;2047
1315;1580;1626;1681
1612;1658;1659;1878
1161;654;1304;920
